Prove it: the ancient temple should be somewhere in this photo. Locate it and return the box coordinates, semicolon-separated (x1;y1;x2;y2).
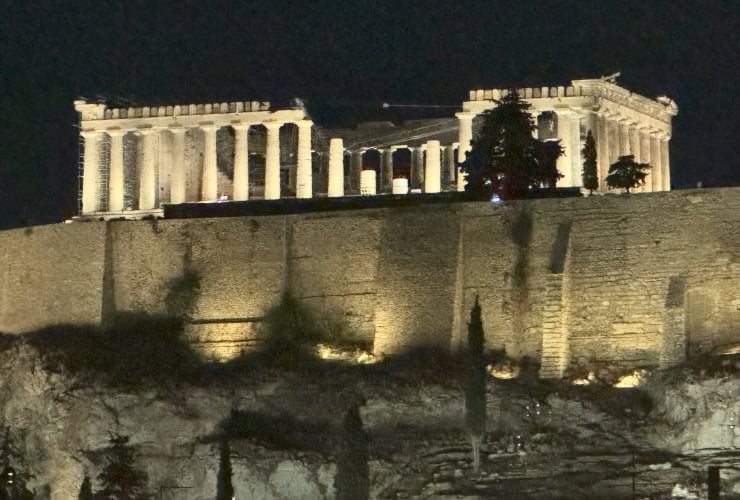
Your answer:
74;76;677;218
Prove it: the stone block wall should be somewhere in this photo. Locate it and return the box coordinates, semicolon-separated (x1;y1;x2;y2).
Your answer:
0;188;739;374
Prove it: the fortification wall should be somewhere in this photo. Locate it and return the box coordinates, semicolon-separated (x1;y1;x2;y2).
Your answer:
0;188;738;374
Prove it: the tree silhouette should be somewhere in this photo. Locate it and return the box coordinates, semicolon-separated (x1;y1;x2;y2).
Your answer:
216;440;234;500
96;434;149;500
605;155;651;193
334;399;369;500
77;475;93;500
581;130;598;194
461;91;563;199
464;297;487;473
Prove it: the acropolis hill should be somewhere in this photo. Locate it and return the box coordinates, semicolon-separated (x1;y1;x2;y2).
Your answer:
3;77;739;379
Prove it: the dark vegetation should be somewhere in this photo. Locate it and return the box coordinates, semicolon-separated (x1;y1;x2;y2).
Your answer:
581;130;598;194
95;434;150;500
216;440;234;500
335;400;370;500
460;91;564;200
606;155;651;192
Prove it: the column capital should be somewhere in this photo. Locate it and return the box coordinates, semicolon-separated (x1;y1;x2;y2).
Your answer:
263;120;284;130
231;122;251;131
105;128;128;137
455;111;476;121
168;126;187;134
135;127;159;136
199;123;221;133
80;129;101;138
294;119;313;128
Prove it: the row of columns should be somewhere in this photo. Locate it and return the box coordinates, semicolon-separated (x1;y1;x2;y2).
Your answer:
456;109;671;193
80;120;313;214
594;111;670;192
325;139;464;197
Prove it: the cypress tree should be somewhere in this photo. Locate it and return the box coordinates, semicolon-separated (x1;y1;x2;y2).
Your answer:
581;130;598;194
334;401;369;500
216;439;234;500
464;296;487;473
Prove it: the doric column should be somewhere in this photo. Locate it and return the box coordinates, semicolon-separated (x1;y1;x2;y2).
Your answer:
169;127;187;204
328;138;344;197
595;112;610;191
445;144;456;189
660;135;671;191
410;146;426;190
350;150;363;193
650;132;662;192
200;124;219;201
263;121;283;200
232;123;250;201
295;120;313;199
138;128;158;210
106;130;126;212
607;116;620;165
424;140;441;193
80;130;102;213
555;110;574;187
379;148;393;194
619;119;631;156
456;112;475;163
627;124;641;192
639;127;653;192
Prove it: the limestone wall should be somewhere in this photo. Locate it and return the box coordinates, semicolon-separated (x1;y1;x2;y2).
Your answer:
0;188;739;373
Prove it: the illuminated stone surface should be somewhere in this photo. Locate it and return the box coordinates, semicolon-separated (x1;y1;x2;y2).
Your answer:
0;188;738;375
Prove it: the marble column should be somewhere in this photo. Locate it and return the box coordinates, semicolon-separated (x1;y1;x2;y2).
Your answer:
201;124;219;201
328;138;344;197
80;130;101;213
650;132;662;192
107;130;126;212
410;146;425;190
350;151;363;193
295;120;313;199
596;112;610;191
379;148;394;194
628;125;641;192
639;128;652;192
232;123;250;201
607;116;620;165
263;121;283;200
424;140;441;193
138;128;158;210
456;112;475;163
555;111;574;187
619;120;631;157
170;127;187;204
660;136;671;191
446;144;456;188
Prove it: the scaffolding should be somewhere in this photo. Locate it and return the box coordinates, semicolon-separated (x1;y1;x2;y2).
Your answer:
97;134;110;213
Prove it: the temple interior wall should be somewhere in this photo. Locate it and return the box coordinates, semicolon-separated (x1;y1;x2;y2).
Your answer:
0;188;738;373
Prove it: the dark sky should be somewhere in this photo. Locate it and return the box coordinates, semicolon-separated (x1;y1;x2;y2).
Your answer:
1;0;738;229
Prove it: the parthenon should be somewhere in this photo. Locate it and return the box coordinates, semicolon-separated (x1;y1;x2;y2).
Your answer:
74;76;678;217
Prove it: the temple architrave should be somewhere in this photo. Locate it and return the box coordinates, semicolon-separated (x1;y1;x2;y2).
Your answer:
74;76;677;218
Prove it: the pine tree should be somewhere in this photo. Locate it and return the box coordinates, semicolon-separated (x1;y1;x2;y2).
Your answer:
216;440;234;500
334;400;369;500
97;434;149;500
605;155;651;193
461;91;563;199
464;297;487;473
581;130;598;194
77;475;93;500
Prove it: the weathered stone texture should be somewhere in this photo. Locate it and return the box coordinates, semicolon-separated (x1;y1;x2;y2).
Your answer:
1;187;739;371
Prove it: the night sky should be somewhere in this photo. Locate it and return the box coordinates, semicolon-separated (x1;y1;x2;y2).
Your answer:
1;0;738;229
